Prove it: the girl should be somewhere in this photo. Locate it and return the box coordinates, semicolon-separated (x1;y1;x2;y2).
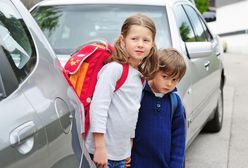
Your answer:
131;48;187;168
85;13;158;168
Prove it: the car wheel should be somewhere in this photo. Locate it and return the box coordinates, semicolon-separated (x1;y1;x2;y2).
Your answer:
203;88;224;133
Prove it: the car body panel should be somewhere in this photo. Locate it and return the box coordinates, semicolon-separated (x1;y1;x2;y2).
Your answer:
0;0;90;167
0;91;48;168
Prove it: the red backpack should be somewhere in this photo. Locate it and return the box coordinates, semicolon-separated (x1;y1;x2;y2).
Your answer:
64;40;129;138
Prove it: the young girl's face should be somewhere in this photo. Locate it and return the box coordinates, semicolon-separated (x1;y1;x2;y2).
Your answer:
150;71;179;94
122;25;154;67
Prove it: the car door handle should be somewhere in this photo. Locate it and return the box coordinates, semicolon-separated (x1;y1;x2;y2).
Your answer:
204;61;210;70
9;121;36;154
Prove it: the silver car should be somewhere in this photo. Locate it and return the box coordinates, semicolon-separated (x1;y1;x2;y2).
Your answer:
0;0;92;167
30;0;225;152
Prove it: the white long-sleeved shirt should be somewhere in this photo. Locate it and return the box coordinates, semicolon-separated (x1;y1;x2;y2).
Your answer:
85;61;143;160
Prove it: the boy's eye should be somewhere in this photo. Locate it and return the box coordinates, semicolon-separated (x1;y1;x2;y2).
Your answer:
162;75;168;79
172;78;179;83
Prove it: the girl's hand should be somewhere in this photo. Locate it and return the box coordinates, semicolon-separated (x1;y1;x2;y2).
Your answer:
125;157;131;168
93;146;108;168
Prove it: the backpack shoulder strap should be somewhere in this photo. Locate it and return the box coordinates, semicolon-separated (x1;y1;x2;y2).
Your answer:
114;64;129;91
170;92;178;122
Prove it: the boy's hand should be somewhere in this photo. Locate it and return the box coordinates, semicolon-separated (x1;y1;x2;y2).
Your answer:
94;146;108;168
125;157;131;168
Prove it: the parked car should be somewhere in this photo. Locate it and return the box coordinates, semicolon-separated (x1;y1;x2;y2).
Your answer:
30;0;225;152
0;0;92;167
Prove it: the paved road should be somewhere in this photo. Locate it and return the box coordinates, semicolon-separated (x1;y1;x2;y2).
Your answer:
185;52;248;168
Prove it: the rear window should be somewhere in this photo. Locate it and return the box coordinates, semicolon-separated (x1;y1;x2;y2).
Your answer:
31;5;172;55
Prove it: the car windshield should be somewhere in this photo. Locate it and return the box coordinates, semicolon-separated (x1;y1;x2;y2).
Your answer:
31;5;171;55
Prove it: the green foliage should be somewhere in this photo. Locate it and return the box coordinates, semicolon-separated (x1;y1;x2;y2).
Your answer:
32;6;62;37
195;0;209;13
179;22;191;42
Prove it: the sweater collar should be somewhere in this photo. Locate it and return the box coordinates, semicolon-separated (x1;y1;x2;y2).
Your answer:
143;81;177;96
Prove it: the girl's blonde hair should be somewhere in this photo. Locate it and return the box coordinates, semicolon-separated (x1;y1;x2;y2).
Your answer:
111;13;159;78
156;48;186;80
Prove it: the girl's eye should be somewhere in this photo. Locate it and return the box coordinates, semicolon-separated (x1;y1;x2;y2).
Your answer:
131;37;138;41
144;39;151;42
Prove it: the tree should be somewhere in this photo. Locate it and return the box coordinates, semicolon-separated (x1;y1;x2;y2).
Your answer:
195;0;209;13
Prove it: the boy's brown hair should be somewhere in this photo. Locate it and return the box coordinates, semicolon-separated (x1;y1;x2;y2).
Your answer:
154;48;186;80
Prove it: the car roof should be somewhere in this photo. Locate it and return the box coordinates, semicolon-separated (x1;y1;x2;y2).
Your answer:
35;0;198;7
33;0;195;9
35;0;166;6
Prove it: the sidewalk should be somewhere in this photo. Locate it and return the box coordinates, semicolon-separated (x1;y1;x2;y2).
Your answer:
223;53;248;168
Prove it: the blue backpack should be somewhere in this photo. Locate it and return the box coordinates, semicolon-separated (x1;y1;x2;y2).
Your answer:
169;92;178;122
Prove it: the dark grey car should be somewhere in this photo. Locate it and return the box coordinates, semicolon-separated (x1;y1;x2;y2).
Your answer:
0;0;92;167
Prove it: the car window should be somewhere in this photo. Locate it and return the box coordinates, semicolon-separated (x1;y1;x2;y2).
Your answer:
182;5;208;42
0;0;36;92
174;4;213;43
198;13;213;41
174;5;196;42
31;5;172;55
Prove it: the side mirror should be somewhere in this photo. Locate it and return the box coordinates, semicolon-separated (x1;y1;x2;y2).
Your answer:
202;11;216;22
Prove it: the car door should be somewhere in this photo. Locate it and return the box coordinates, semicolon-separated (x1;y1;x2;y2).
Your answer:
0;0;90;167
0;62;48;168
173;3;221;139
0;1;49;167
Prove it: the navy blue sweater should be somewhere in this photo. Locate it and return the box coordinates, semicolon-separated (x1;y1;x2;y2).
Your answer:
131;83;186;168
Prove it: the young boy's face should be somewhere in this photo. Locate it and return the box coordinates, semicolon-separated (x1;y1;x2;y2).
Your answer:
150;71;179;94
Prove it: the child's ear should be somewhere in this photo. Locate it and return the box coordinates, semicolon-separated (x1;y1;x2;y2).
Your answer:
152;42;156;47
120;35;124;41
120;35;124;42
120;35;126;48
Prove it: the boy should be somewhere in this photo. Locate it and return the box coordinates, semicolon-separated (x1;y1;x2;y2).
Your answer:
131;48;187;168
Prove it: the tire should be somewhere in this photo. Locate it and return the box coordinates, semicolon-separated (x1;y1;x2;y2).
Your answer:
203;88;224;133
